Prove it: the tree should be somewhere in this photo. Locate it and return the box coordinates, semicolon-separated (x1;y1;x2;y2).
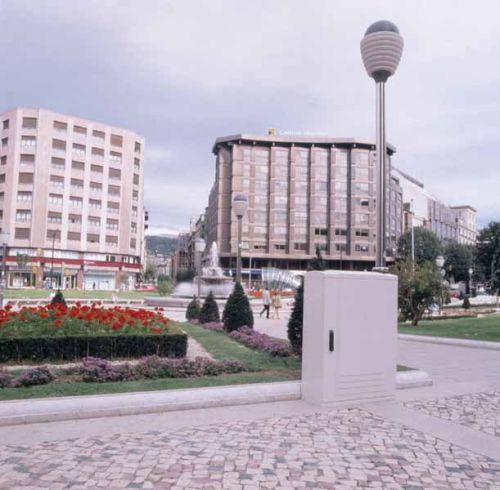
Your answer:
398;227;442;266
476;222;500;284
157;277;173;296
144;264;157;283
308;245;326;271
185;296;201;321
223;282;254;332
490;232;500;304
443;242;474;283
287;279;304;353
176;267;195;283
199;291;220;324
391;259;443;326
51;289;66;306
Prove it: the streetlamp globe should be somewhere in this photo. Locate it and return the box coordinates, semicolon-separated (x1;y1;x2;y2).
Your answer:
361;20;404;83
435;255;445;269
233;193;248;218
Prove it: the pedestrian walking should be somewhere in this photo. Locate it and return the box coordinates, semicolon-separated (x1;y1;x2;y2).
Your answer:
271;293;282;319
260;287;271;319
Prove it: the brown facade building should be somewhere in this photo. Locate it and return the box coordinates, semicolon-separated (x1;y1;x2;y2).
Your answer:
206;134;403;271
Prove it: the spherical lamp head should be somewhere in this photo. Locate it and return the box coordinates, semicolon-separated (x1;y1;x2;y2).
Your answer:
233;193;248;218
360;20;404;82
195;238;206;253
435;255;445;269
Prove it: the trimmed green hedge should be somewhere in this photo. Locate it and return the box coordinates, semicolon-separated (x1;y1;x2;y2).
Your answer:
0;333;187;363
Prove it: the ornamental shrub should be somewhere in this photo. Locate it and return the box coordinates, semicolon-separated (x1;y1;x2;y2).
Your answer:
157;279;173;296
223;282;254;332
287;281;304;354
198;321;224;332
186;296;201;321
51;289;66;306
462;295;471;309
229;326;291;357
15;366;54;387
81;357;137;383
199;291;220;324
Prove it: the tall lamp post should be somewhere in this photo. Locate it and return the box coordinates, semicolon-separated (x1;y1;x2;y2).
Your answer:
0;232;9;309
361;21;404;271
468;267;474;296
436;255;445;311
232;193;248;284
195;238;206;300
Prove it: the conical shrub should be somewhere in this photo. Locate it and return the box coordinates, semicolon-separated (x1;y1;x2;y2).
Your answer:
51;289;66;306
287;281;303;353
223;282;254;332
199;291;220;324
186;296;201;321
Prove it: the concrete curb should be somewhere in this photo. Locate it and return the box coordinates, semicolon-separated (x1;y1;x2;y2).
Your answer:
398;333;500;351
0;370;431;427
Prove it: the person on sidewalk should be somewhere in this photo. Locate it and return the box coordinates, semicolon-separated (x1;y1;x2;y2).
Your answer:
260;287;271;319
271;292;282;320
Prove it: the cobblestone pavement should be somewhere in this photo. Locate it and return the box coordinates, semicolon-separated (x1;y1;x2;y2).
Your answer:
406;391;500;438
1;408;499;489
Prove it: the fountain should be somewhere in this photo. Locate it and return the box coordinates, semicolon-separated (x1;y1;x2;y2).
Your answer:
172;242;234;298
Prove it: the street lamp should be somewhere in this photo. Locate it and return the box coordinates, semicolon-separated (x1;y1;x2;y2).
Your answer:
195;238;206;300
0;232;9;309
468;267;474;296
435;255;446;312
232;193;248;283
361;20;404;271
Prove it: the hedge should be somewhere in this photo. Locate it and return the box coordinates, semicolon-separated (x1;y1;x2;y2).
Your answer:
0;333;187;363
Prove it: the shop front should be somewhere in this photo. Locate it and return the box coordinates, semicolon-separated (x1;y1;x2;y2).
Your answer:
83;271;116;291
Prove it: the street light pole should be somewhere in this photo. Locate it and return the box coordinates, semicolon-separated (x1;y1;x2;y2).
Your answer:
232;193;248;285
410;200;415;272
0;237;7;309
195;238;206;300
361;20;404;271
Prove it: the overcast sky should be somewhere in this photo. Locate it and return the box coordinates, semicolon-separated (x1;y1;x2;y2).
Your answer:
1;0;499;234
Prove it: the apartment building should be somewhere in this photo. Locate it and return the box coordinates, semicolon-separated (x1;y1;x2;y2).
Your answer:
0;108;145;290
394;169;477;245
206;133;403;271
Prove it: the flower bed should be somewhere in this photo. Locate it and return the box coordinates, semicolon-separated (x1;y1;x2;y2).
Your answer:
0;356;244;388
195;321;291;357
0;304;187;362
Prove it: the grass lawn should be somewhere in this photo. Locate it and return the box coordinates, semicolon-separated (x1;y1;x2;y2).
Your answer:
398;314;500;342
0;323;301;400
4;289;160;300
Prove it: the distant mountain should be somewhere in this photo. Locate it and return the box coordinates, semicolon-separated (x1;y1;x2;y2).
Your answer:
146;235;177;256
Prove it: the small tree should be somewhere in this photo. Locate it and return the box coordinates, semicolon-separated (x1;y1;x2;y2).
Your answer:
398;227;442;266
287;279;304;353
490;231;500;307
308;245;326;271
392;259;443;326
462;296;471;309
157;277;172;296
144;264;157;283
186;296;201;321
223;282;254;332
51;289;66;306
199;291;220;324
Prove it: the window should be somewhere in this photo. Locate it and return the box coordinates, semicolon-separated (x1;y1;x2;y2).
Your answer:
70;196;83;207
48;193;63;205
74;125;87;135
71;178;84;189
334;182;347;193
71;160;85;171
106;219;119;230
89;199;102;209
109;168;121;180
91;164;103;174
106;235;118;245
294;243;307;251
335;243;347;252
18;173;34;184
72;143;86;156
47;211;62;224
22;117;37;129
52;139;66;151
17;191;32;202
134;158;140;171
47;229;61;240
67;232;81;241
0;174;5;184
130;238;137;248
131;222;137;233
1;137;7;147
92;129;105;140
49;175;64;187
360;198;370;207
2;120;8;130
0;156;6;166
88;216;101;226
51;157;65;170
110;134;123;147
132;190;138;202
355;244;369;253
355;213;369;225
110;151;122;164
134;141;141;153
108;185;120;196
0;192;4;201
355;229;369;237
16;210;31;222
53;121;67;133
107;201;120;214
90;182;102;192
354;182;369;195
275;244;286;250
15;228;30;240
335;228;347;236
334;198;347;212
87;233;100;243
315;228;328;236
92;147;104;157
68;214;82;225
131;206;137;217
